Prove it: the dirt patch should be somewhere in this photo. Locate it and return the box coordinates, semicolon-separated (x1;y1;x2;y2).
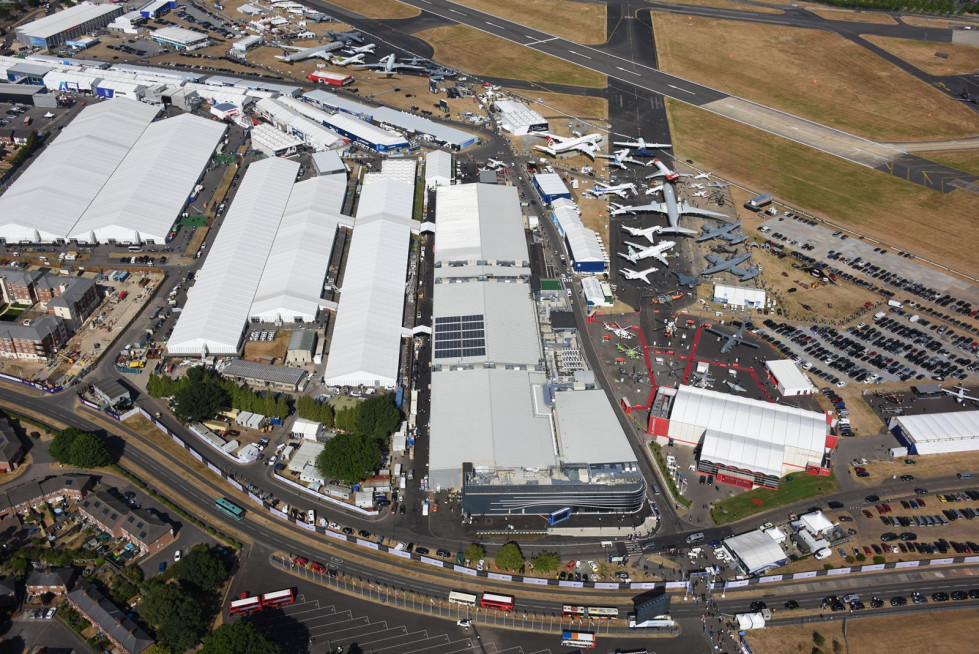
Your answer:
415;25;607;88
805;7;897;23
924;149;979;176
863;35;979;75
506;89;609;122
654;14;979;141
665;99;979;279
318;0;419;18
455;0;607;44
750;609;979;654
811;386;883;436
242;330;290;362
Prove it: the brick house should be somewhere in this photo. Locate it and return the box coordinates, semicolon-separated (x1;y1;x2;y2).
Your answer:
67;584;153;654
77;489;175;554
0;474;95;519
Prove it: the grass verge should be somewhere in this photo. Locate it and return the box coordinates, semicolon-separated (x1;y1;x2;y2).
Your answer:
319;0;420;18
918;149;979;176
415;25;607;88
863;35;979;76
711;472;837;525
653;13;979;141
454;0;607;43
665;99;979;278
649;442;692;509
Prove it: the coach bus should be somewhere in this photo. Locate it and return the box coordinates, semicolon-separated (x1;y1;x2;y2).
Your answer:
228;594;261;616
562;605;620;619
260;588;296;608
479;592;515;611
448;591;478;607
215;497;245;521
561;631;596;648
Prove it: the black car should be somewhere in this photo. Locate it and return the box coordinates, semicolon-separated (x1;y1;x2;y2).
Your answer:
870;597;884;608
951;591;968;601
749;601;767;611
358;529;372;539
437;549;452;557
900;475;914;481
849;600;865;611
830;601;846;612
784;600;800;610
900;532;918;541
880;532;898;542
341;527;354;535
415;547;430;555
969;589;979;599
932;592;950;602
912;593;928;604
890;596;907;606
865;494;880;503
838;515;854;522
828;501;844;509
914;487;929;495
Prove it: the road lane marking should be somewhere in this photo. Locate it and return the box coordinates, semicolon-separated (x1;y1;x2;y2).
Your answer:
567;50;590;59
668;84;696;95
616;66;641;76
485;21;501;28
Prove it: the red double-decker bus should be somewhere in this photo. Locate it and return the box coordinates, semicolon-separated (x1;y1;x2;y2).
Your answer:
228;594;262;616
480;592;515;611
260;588;296;608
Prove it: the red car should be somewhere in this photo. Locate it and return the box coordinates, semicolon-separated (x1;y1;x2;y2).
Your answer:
863;545;873;555
293;556;308;567
881;503;891;513
875;505;886;515
310;562;325;573
862;509;874;519
917;498;927;507
565;560;577;571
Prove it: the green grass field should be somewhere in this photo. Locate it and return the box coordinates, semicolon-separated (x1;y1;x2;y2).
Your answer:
711;472;837;525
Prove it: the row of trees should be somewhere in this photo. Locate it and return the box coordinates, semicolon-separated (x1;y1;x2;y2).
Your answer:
148;366;290;423
49;427;114;468
314;395;401;484
296;395;334;425
815;0;977;12
461;542;571;575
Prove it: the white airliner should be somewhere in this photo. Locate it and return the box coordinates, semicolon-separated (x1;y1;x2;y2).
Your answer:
276;41;345;62
592;182;637;198
596;148;645;169
345;43;376;54
620;266;658;283
620;240;676;266
645;183;664;195
613;136;672;152
534;132;603;159
360;53;427;75
622;224;664;243
613;182;726;235
331;53;365;66
645;158;689;183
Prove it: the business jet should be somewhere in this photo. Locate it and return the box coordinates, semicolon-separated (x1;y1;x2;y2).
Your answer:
620;267;658;284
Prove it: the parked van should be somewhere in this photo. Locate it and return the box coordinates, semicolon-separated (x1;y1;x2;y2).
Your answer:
957;473;973;479
686;532;705;545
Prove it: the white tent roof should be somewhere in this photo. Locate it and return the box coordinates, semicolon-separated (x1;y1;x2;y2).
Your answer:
724;530;786;574
714;283;766;306
17;2;120;39
765;359;813;394
249;174;348;323
167;157;299;355
277;96;406;149
894;410;979;454
434;184;528;265
70;113;225;244
250;123;301;154
291;418;322;438
43;69;101;92
256;98;344;151
0;98;159;242
425;150;452;187
555;390;638;464
800;510;834;534
553;198;605;264
151;25;208;45
700;428;784;479
670;384;827;461
323;177;413;387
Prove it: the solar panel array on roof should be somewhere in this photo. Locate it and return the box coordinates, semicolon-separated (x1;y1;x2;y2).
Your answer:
433;315;486;360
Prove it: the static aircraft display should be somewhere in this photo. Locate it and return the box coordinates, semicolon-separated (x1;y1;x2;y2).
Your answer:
345;43;376;54
360;53;428;75
603;323;634;339
943;386;979;403
328;29;364;44
277;41;344;62
620;266;659;284
331;53;365;66
622;224;664;243
597;148;646;169
613;136;672;153
702;252;761;281
610;183;725;236
705;323;760;354
592;182;637;199
645;158;689;183
534;132;603;159
725;380;747;393
485;158;506;170
672;270;702;288
697;222;747;245
620;240;676;266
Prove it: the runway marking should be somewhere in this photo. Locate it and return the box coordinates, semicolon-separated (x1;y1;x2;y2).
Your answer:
616;66;641;76
524;36;558;46
449;8;465;13
668;84;696;95
485;21;501;28
567;50;590;59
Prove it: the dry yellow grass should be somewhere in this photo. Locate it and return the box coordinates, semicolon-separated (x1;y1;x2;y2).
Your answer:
804;7;897;23
925;149;979;176
900;15;979;28
663;0;784;13
416;25;606;87
243;330;290;361
666;99;979;278
863;35;979;75
455;0;607;44
749;609;979;653
510;90;609;121
654;14;979;141
320;0;420;19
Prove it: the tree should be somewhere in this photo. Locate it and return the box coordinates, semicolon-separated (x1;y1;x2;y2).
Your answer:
201;621;282;654
813;631;826;647
176;548;230;593
315;432;381;485
173;366;229;423
297;395;334;426
141;583;206;653
147;373;180;398
354;395;401;439
531;551;562;575
494;542;525;571
49;428;113;468
464;543;485;564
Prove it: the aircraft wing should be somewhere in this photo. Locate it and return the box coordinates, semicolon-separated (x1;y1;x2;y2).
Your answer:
722;233;748;245
704;326;725;339
534;145;557;156
737;266;762;282
614;140;641;148
650;252;671;267
572;143;598;159
701;261;729;275
621;201;668;214
740;339;760;349
677;201;727;218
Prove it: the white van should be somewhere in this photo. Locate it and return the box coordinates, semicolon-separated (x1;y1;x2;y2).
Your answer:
957;472;973;479
421;501;429;517
685;532;705;545
307;509;315;524
814;548;831;560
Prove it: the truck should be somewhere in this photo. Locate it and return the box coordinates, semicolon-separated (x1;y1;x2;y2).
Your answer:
23;116;31;127
745;193;772;210
561;631;596;648
887;299;903;308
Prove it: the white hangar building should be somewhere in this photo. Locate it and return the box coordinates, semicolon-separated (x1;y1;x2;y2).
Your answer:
322;174;416;388
493;99;547;135
649;385;832;489
765;359;815;397
889;410;979;456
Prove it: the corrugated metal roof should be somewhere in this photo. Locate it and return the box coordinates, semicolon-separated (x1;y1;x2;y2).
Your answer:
222;358;306;386
279;96;405;148
670;385;826;462
249;175;347;323
16;2;120;39
373;106;474;147
0;98;159;242
70;113;224;244
322;176;413;387
434;184;527;265
555;390;637;463
167;157;299;355
765;359;813;394
552;198;605;264
303;89;374;118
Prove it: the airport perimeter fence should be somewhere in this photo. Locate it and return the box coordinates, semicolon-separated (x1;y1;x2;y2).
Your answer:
269;554;681;638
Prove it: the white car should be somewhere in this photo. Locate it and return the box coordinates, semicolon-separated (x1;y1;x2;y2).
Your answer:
456;619;471;627
588;560;598;573
174;549;181;562
267;455;278;467
476;559;485;571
